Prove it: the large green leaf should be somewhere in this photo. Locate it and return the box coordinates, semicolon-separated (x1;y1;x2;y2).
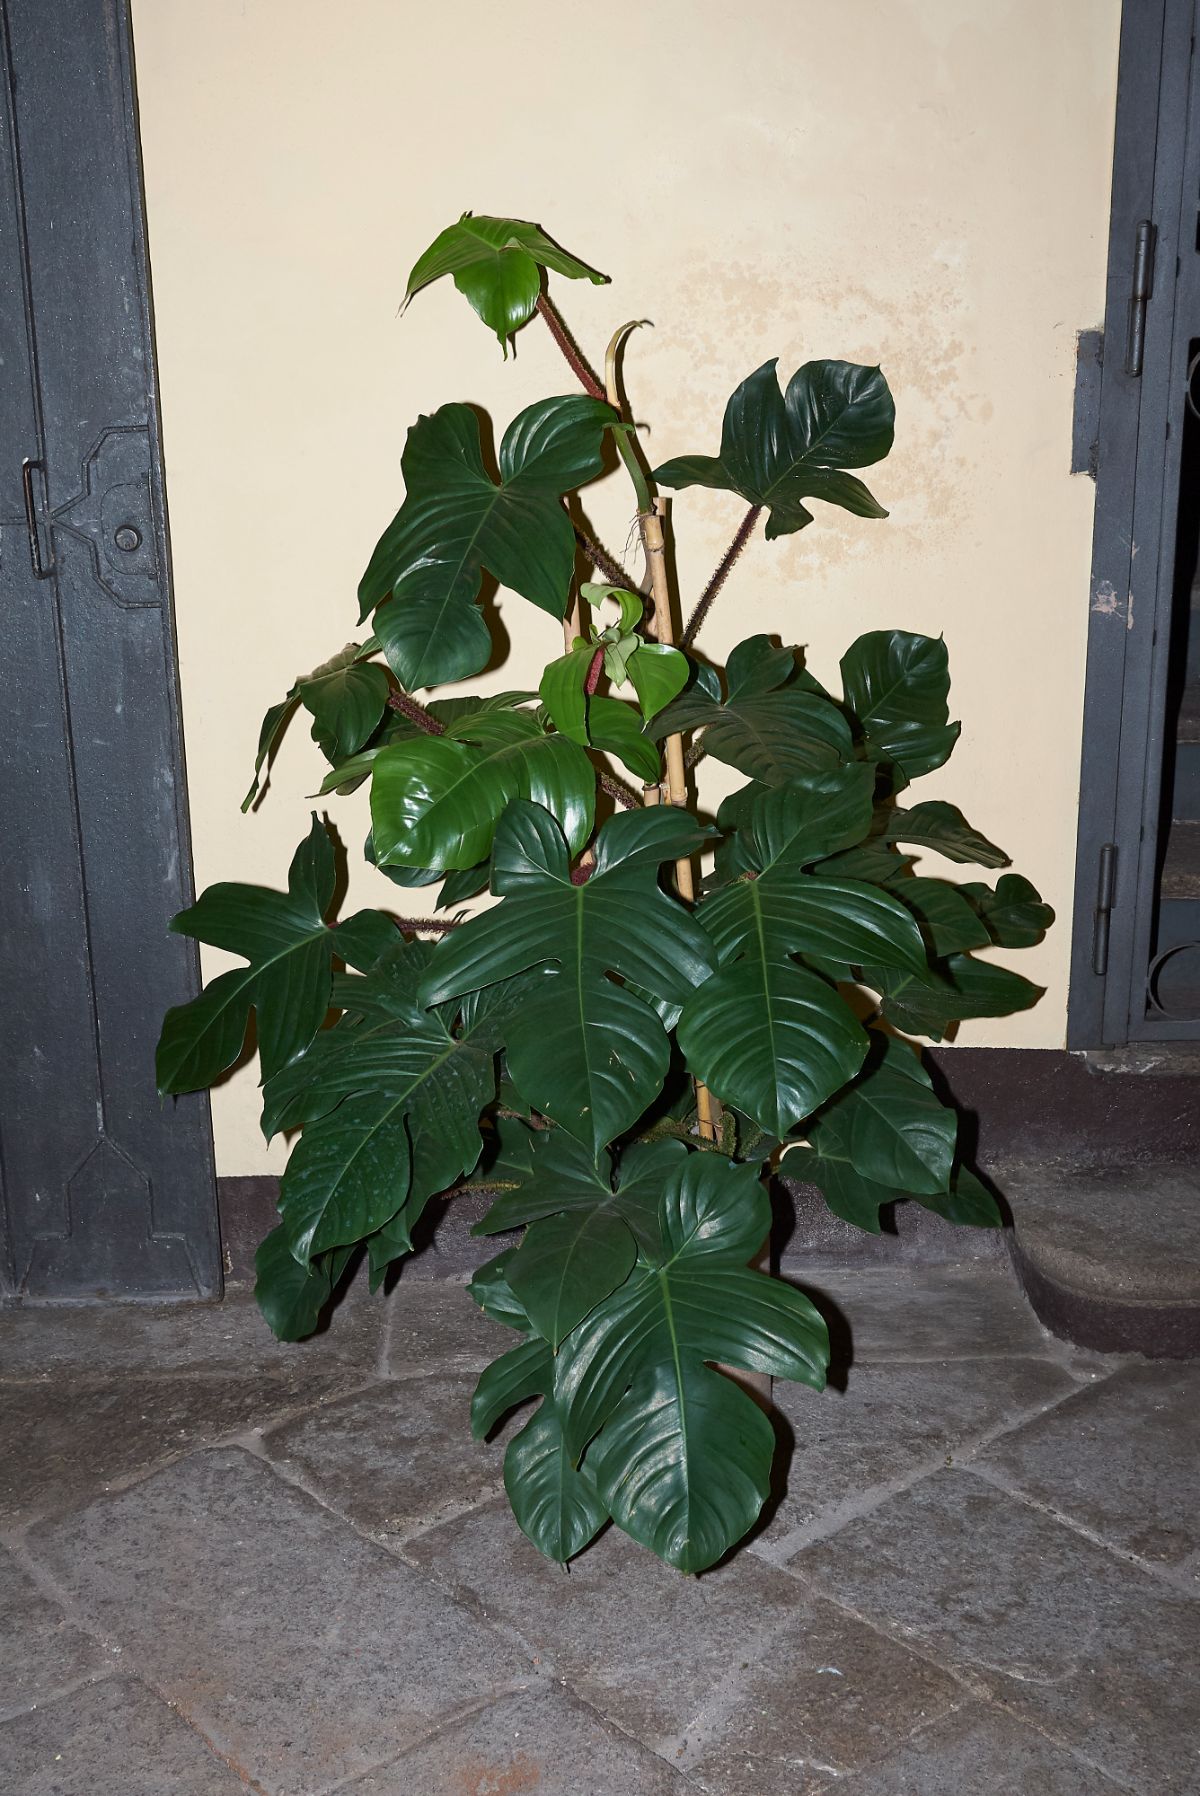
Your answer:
840;631;960;782
960;874;1055;946
262;942;499;1266
254;1226;351;1341
590;1359;774;1573
653;359;893;538
552;1150;828;1571
586;695;662;784
886;800;1008;868
678;783;930;1134
806;1051;956;1195
651;636;854;786
404;212;607;347
158;817;338;1089
677;959;867;1138
242;692;300;811
418;802;717;1153
893;876;992;955
359;394;614;689
473;1128;676;1257
507;1208;637;1349
503;1403;609;1563
369;707;595;871
297;643;390;763
866;954;1043;1039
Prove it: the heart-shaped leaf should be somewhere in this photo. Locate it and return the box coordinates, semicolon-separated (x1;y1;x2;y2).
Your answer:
503;1403;609;1563
297;643;391;763
840;631;960;783
359;395;614;689
404;213;607;347
627;643;689;719
654;359;894;538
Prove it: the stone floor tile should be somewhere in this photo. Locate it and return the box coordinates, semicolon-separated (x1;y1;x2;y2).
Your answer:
819;1702;1127;1795
795;1469;1200;1794
0;1677;248;1794
789;1266;1059;1366
404;1500;812;1752
0;1372;357;1525
0;1287;382;1381
352;1689;692;1794
261;1374;504;1536
383;1278;515;1375
0;1547;109;1719
682;1593;961;1795
976;1359;1200;1568
761;1357;1075;1548
29;1448;520;1793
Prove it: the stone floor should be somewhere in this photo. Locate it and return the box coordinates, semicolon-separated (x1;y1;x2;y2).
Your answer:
0;1260;1196;1795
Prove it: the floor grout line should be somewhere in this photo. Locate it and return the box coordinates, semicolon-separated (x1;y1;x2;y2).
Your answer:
751;1366;1098;1566
962;1462;1200;1600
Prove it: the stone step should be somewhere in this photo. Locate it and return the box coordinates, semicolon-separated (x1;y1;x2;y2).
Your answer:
999;1158;1200;1357
1162;819;1200;898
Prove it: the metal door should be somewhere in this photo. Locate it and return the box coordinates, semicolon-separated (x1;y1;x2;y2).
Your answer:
0;0;220;1297
1069;0;1200;1045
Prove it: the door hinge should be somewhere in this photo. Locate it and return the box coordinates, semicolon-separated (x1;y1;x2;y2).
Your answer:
20;456;55;579
1125;220;1156;377
1092;842;1117;975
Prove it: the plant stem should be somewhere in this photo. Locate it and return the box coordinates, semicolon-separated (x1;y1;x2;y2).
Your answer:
637;496;720;1146
598;768;640;811
395;915;461;933
387;690;446;735
536;291;607;401
573;524;639;592
681;504;762;649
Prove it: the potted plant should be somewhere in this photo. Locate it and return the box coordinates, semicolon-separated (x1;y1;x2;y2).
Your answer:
158;214;1052;1575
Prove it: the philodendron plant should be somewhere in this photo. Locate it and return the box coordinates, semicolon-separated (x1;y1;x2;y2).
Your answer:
158;214;1053;1575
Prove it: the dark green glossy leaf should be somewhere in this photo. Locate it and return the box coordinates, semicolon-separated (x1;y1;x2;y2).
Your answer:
503;1403;609;1563
471;1336;553;1437
243;692;299;811
654;359;893;538
158;817;337;1090
960;873;1055;947
893;877;991;955
469;1248;531;1331
741;765;877;868
538;642;593;744
811;838;914;885
263;950;497;1265
552;1152;828;1570
590;1359;774;1574
867;955;1043;1039
586;695;662;784
651;639;854;787
917;1166;1003;1228
359;395;614;688
370;708;595;871
418;803;717;1154
473;1128;666;1257
507;1208;637;1349
678;957;867;1137
404;213;607;347
807;1057;956;1195
840;631;960;782
254;1225;351;1341
297;643;390;763
886;801;1008;868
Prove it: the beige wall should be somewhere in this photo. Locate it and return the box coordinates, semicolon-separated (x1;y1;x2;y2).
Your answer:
131;0;1122;1175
